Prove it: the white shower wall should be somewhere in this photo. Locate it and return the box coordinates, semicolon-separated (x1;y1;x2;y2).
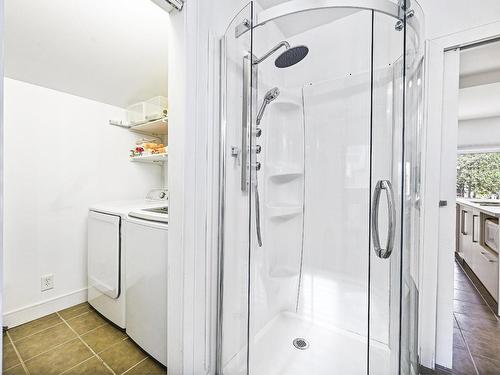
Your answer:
251;8;402;339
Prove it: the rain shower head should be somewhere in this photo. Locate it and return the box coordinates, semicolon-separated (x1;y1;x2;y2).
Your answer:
275;45;309;68
256;87;280;125
253;41;309;68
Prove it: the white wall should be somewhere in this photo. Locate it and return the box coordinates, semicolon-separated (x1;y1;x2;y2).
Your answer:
418;0;500;40
3;78;162;327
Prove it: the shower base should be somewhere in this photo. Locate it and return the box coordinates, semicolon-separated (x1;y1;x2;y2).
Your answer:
223;312;390;375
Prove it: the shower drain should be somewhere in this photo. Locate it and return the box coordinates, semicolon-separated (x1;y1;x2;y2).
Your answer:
292;338;309;350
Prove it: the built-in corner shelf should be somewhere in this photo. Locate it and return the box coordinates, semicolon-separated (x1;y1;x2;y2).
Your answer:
129;118;168;135
273;100;302;110
109;117;168;136
130;153;168;164
267;204;302;220
268;165;303;182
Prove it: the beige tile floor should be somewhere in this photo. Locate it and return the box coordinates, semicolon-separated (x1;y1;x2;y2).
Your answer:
3;303;167;375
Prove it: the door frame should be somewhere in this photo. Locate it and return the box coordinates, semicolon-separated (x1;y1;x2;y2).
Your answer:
419;20;500;370
0;0;4;369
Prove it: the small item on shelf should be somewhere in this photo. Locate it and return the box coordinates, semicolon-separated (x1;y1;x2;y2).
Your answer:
130;146;145;157
140;142;165;154
151;147;166;154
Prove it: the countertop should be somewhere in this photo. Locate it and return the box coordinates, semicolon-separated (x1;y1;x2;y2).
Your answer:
456;198;500;217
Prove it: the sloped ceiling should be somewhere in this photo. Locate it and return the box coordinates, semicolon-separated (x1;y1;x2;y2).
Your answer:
5;0;169;108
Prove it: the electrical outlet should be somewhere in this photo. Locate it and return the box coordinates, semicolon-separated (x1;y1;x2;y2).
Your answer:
41;274;54;292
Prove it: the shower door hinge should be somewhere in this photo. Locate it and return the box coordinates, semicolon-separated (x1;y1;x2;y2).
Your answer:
395;9;414;30
235;19;251;38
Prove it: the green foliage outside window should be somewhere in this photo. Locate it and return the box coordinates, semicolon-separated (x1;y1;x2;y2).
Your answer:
457;153;500;198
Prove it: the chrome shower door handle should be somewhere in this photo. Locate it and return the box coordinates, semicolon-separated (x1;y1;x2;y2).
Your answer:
371;180;396;259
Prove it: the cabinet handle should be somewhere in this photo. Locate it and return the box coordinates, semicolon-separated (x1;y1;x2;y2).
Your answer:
473;215;479;243
461;210;468;235
480;251;498;263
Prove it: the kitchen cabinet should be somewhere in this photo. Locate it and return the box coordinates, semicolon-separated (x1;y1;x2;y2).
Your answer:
457;198;500;314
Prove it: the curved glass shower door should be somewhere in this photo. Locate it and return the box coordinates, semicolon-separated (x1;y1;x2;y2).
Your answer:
217;3;254;375
217;2;423;375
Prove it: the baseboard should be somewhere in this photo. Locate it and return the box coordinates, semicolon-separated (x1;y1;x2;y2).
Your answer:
3;288;88;328
420;364;452;374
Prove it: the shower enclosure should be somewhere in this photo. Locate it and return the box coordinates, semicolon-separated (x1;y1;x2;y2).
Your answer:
217;1;424;374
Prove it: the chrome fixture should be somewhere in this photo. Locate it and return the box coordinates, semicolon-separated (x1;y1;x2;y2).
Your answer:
292;338;310;350
150;0;183;12
235;19;252;38
257;87;280;125
371;180;396;259
253;88;280;248
255;186;263;247
253;41;309;68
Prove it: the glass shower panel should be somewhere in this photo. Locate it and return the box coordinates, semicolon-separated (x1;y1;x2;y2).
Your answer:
218;3;254;375
247;8;375;375
368;10;405;375
400;2;425;374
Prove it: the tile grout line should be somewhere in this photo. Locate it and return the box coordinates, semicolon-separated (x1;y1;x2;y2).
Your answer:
4;305;151;375
17;337;79;363
56;311;117;375
93;335;130;356
455;314;480;375
10;320;109;364
10;310;90;342
62;308;94;322
9;321;66;343
454;263;483;375
121;356;150;375
8;308;90;344
58;354;99;375
6;330;31;375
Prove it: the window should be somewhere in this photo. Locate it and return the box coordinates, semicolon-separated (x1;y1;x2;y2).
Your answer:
457;152;500;198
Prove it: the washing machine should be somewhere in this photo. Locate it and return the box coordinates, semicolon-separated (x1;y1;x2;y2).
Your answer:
87;189;167;328
125;206;168;366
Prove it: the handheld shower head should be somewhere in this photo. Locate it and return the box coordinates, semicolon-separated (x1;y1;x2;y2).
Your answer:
264;87;280;102
256;87;280;126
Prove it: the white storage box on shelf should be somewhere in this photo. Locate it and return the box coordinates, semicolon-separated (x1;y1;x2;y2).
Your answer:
126;96;168;125
144;96;168;119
